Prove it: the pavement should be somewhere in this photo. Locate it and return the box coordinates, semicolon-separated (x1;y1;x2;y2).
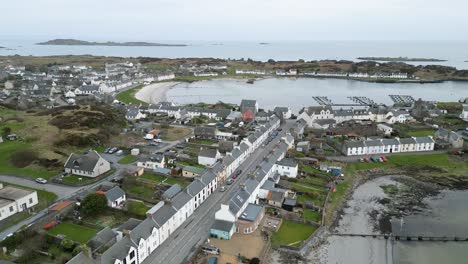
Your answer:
143;121;292;264
0;175;79;199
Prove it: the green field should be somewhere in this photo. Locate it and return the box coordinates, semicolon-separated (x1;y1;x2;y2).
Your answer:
406;130;435;137
115;84;148;105
0;141;59;179
47;222;99;243
303;209;321;222
118;155;137;164
127;200;150;216
141;173;189;187
272;220;317;247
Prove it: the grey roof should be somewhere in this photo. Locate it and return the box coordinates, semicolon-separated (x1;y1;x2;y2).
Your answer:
186;179;206;196
365;140;384;147
162;184;182;199
414;136;434;144
382;138;400;145
283;198;297;207
64;150;103;172
211;219;235;233
231;148;242;159
199;147;218;158
276;158;297;167
218;140;235;152
260;180;275;191
399;137;416;144
0;186;34;200
147;153;164;163
117;218;143;232
194;126;216;136
222;155;235;166
129;218;156;243
343;140;365;149
171;191;193;210
274;106;289;113
200;170;217;185
126;108;140;118
151;204;177;226
240;99;257;108
239;142;249;153
78;85;99;92
182;165;206;175
105;186;125;203
239;204;264;222
66;251;97;264
244;178;259;194
229;189;250;215
268;191;285;203
100;236;136;264
88;227;117;251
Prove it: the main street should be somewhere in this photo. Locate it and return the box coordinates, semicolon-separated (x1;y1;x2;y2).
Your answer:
143;121;292;264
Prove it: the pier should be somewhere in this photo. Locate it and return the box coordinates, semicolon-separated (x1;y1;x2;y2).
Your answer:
389;94;415;104
331;233;468;242
347;96;376;106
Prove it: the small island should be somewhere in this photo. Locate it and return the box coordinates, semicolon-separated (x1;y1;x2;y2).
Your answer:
37;38;187;47
259;42;270;45
357;56;447;62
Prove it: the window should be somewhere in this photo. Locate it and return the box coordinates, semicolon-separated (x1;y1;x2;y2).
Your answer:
9;206;13;212
129;250;135;259
29;198;33;204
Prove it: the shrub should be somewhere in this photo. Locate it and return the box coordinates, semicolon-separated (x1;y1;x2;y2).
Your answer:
81;193;108;216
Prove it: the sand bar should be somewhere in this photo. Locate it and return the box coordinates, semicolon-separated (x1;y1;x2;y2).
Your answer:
135;82;179;104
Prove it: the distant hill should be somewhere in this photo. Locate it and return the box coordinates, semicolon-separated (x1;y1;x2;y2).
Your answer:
37;39;187;47
358;56;447;62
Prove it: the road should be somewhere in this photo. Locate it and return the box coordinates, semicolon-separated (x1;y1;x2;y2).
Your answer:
143;121;291;264
0;130;193;240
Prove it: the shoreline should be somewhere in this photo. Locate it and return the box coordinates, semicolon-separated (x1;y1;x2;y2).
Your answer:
134;81;180;104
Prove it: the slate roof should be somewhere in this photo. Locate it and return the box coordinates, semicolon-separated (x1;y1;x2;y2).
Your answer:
365;140;384;147
239;204;264;222
267;191;285;203
276;158;297;167
171;191;193;210
182;166;206;175
382;138;400;145
87;227;117;252
399;137;416;144
66;252;96;264
64;150;104;172
211;220;235;233
199;148;218;158
240;99;257;108
222;155;235;166
186;179;206;196
129;218;155;243
105;186;125;203
162;184;182;199
117;218;143;232
100;236;136;264
414;136;434;144
200;170;217;185
151;204;177;226
229;189;250;215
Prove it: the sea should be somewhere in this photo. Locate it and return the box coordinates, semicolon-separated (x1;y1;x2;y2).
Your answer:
1;37;468;69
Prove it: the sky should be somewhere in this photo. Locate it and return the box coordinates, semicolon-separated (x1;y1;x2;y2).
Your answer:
2;0;468;41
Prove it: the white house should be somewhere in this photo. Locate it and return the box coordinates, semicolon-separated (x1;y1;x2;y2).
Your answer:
461;104;468;120
342;136;434;156
275;158;298;178
377;124;393;136
64;150;111;178
137;153;165;169
297;106;334;127
104;186;126;208
198;148;221;167
126;108;147;121
74;85;100;96
0;184;39;221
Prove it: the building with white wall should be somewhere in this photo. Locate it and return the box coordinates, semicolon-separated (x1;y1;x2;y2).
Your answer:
0;184;38;221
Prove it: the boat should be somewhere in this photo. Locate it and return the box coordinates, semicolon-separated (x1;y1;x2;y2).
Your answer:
246;79;255;84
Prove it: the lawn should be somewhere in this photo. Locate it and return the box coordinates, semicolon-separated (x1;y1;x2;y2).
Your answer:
271;220;317;247
126;185;154;200
127;200;150;217
47;222;99;243
115;84;148;105
83;208;142;227
141;173;189;187
118;155;137;164
303;209;321;222
297;193;325;207
60;175;96;185
406;129;435;137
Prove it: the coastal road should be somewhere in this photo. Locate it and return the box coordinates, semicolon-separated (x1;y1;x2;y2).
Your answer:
143;122;291;264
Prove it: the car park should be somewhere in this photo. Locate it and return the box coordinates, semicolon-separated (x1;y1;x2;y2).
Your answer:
36;178;48;184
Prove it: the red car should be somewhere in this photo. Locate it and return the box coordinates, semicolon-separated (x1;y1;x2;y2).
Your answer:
380;156;388;162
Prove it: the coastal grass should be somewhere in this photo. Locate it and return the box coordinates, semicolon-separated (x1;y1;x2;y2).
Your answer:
47;222;99;243
115;84;148;105
346;153;468;175
272;220;317;247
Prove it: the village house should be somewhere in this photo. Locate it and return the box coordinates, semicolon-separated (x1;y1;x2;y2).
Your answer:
137;153;166;169
0;183;39;221
342;136;435;156
198;147;221;167
435;128;464;149
240;99;258;122
64;150;111;178
182;166;206;178
461;101;468;120
194;126;217;139
377;123;393;136
275;158;298;178
296;141;311;153
126;108;147;121
102;186;126;208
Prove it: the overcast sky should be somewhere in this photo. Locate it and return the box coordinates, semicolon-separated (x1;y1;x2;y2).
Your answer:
2;0;468;41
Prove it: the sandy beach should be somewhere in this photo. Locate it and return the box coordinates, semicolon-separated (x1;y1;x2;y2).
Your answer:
134;81;179;104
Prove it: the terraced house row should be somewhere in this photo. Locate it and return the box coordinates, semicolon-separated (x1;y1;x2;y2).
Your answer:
68;116;280;264
342;136;435;156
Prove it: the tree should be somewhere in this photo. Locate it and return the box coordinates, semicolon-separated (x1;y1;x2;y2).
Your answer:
81;193;107;216
2;127;11;137
60;239;75;251
250;258;260;264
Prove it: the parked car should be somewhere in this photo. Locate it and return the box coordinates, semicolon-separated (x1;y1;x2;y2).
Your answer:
226;179;234;185
219;186;226;192
36;178;47;184
232;174;238;179
155;139;162;143
150;142;159;146
236;169;242;176
116;150;124;156
108;147;118;154
104;147;112;153
277;128;283;131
